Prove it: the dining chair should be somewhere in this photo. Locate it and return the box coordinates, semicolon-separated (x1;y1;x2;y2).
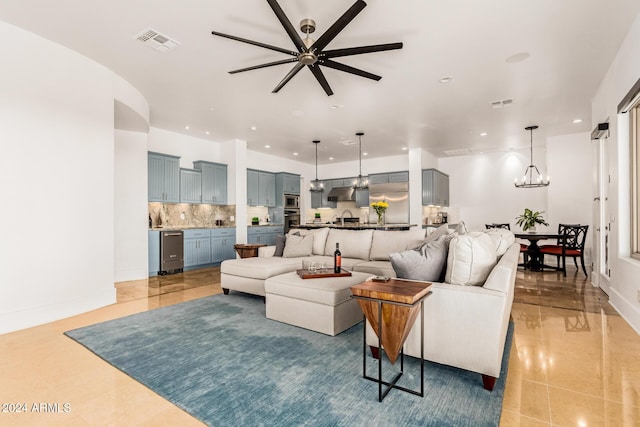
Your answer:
540;224;589;276
485;224;529;265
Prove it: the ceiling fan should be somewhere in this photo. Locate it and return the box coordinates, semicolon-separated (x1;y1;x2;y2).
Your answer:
211;0;403;96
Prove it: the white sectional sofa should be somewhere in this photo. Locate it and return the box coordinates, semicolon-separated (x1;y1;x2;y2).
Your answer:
220;226;519;390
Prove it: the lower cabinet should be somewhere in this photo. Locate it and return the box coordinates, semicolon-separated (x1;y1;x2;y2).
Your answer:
184;229;212;268
148;230;160;277
211;228;236;262
247;226;284;245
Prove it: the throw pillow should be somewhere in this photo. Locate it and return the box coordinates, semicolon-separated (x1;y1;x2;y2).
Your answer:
423;223;449;244
445;232;497;286
485;228;515;256
454;221;468;235
282;233;313;258
389;234;450;282
274;234;286;257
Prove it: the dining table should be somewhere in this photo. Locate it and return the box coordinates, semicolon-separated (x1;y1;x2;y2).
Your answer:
514;232;565;272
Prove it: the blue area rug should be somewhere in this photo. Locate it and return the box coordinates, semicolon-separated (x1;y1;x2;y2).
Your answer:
65;294;512;426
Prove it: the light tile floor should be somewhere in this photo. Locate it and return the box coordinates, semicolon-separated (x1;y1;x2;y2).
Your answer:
1;266;638;426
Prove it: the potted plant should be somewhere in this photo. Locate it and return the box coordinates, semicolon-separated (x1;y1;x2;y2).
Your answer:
515;209;549;232
251;216;260;225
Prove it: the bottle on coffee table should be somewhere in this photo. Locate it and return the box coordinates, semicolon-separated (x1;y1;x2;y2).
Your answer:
334;243;341;273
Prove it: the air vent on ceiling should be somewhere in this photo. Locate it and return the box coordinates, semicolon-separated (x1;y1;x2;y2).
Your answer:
443;148;474;156
134;28;180;52
490;98;513;109
339;140;356;146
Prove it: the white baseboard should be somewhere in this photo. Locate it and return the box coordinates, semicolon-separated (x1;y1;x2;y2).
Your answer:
114;268;148;283
0;289;116;335
609;288;640;336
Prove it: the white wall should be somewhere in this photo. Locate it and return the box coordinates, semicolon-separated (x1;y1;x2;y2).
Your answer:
591;12;640;333
115;130;149;282
0;21;117;333
148;127;222;170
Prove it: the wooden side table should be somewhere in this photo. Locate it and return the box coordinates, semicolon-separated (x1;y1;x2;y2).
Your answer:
233;244;266;259
351;279;432;402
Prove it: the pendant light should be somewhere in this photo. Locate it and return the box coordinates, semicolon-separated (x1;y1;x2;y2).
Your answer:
514;125;550;188
310;140;323;192
353;132;368;190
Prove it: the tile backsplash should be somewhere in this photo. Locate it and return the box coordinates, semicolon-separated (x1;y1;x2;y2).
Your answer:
149;203;236;228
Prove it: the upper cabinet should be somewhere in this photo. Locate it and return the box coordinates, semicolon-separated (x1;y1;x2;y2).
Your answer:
276;172;300;195
180;168;202;203
369;171;409;184
422;169;449;207
247;169;276;207
148;152;180;203
194;161;227;205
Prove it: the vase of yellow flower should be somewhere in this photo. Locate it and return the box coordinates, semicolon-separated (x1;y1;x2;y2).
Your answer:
370;201;389;225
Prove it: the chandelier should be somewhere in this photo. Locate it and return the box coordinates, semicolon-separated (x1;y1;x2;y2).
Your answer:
514;125;550;188
353;132;368;190
310;140;323;192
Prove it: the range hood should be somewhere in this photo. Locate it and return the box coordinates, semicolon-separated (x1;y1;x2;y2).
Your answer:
327;186;355;202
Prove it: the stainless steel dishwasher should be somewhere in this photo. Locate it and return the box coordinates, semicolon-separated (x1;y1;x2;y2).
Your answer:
160;230;184;275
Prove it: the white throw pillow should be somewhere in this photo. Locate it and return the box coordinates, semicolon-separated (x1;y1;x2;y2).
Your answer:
283;233;313;258
445;232;497;286
287;227;329;255
485;228;516;256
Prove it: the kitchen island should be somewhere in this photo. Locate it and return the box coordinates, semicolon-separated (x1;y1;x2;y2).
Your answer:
293;223;417;231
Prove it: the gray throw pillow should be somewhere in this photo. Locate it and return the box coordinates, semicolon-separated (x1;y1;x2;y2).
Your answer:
390;235;450;282
282;233;313;258
422;223;449;246
274;234;286;257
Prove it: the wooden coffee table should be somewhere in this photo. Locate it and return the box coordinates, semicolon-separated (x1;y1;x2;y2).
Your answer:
351;278;432;402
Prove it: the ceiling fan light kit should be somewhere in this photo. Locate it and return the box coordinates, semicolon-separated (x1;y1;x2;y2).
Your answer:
211;0;403;96
514;125;550;188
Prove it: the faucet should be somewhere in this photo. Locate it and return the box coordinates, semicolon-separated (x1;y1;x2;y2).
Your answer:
340;209;353;226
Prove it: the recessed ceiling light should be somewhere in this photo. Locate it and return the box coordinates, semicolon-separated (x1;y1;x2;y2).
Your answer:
329;157;334;160
573;119;583;124
205;131;210;135
480;132;488;136
439;76;453;83
293;152;298;156
329;104;343;110
264;145;270;148
250;126;257;131
209;107;214;112
401;147;408;151
184;125;190;130
363;152;368;156
505;52;531;64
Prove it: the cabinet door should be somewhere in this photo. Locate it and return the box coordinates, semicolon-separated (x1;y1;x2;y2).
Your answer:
199;163;215;204
180;169;202;203
434;171;449;206
148;154;165;202
198;238;212;265
164;156;180;203
369;174;388;185
422;170;434;206
285;174;300;194
259;172;276;206
247;170;259;205
388;171;409;183
184;238;199;267
310;191;323;208
213;164;227;204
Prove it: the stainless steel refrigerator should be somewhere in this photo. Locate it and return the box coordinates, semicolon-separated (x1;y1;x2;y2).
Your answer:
368;182;409;224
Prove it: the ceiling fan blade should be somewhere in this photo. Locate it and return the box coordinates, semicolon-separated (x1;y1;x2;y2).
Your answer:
266;0;306;53
307;64;334;96
211;30;296;56
229;58;298;74
312;0;367;52
321;59;381;81
272;62;305;93
323;42;403;58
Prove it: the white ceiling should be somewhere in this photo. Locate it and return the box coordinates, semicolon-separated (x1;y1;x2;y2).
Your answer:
1;0;638;164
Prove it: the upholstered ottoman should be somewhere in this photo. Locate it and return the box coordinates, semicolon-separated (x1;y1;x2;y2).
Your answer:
265;271;373;336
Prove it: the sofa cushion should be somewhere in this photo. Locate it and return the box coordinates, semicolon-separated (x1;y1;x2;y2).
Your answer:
485;228;515;256
274;234;286;257
288;227;330;255
324;229;374;260
283;233;313;258
424;223;450;242
221;257;302;280
369;229;426;261
445;232;497;286
352;260;397;278
389;234;450;281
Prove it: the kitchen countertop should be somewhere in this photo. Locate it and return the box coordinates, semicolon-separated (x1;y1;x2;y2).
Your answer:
294;223;417;231
149;225;236;231
247;224;284;227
